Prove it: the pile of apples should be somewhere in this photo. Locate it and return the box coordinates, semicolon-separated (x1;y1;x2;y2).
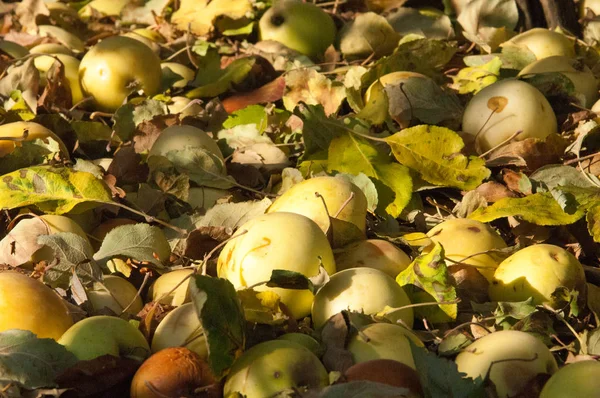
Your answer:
2;0;600;397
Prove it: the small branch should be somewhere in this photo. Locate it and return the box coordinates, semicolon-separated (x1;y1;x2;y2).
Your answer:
479;130;523;158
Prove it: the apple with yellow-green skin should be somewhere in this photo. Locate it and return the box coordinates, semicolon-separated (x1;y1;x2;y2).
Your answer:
455;330;558;398
122;29;164;55
218;212;336;319
539;360;600;398
519;56;599;107
364;71;428;103
501;28;575;60
277;333;322;356
462;79;558;153
161;62;195;89
166;97;203;116
79;0;130;19
347;323;423;369
224;339;329;397
489;244;586;309
426;218;507;282
0;121;69;159
258;0;336;59
334;239;412;278
79;36;162;112
0;271;73;340
34;53;84;105
148;269;195;306
30;43;73;56
151;302;207;359
267;176;368;248
86;275;143;315
311;268;413;329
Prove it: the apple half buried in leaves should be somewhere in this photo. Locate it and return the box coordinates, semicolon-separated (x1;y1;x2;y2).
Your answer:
539;360;600;398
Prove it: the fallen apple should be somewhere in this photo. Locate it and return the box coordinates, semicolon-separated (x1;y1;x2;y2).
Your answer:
539;360;600;398
343;359;423;397
130;347;219;398
0;271;73;340
364;71;428;103
148;269;195;307
31;214;91;264
501;28;575;60
30;43;73;56
224;339;329;397
267;176;368;248
338;12;400;59
38;25;85;53
86;274;143;316
277;333;322;356
58;315;150;361
334;239;412;278
455;330;558;398
462;79;558;153
151;302;207;359
311;268;413;329
489;244;587;309
258;0;336;58
581;0;600;16
161;62;195;88
0;121;69;160
79;0;130;19
79;36;162;112
122;29;164;55
218;212;336;319
33;53;84;105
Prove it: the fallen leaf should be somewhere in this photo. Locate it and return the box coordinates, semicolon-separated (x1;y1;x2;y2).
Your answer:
283;68;346;116
222;77;286;113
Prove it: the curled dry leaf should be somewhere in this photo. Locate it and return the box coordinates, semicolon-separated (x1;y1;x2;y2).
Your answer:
0;217;47;267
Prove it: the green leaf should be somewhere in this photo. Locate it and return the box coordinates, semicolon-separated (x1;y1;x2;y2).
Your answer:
267;266;330;295
187;57;255;99
451;56;502;94
411;341;486;398
385;125;490;190
0;138;63;175
0;166;113;214
93;224;171;268
295;104;345;160
328;133;412;217
39;232;103;290
587;204;600;243
190;275;246;379
468;192;585;225
396;243;458;322
0;330;77;389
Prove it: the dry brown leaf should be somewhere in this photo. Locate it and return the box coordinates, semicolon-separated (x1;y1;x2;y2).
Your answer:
15;0;49;31
222;77;286;113
321;312;353;373
475;181;518;202
132;114;180;153
283;68;346;116
0;217;48;266
486;134;567;172
107;147;149;185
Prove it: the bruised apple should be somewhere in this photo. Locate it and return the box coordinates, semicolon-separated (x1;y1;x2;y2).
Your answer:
0;271;73;340
489;244;586;308
224;340;328;397
86;275;143;315
267;176;368;248
539;360;600;398
218;212;336;319
151;303;207;359
148;269;194;306
455;330;558;398
335;239;411;278
462;79;557;153
311;268;413;329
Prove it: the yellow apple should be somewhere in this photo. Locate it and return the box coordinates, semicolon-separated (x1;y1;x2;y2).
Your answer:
151;302;207;359
258;0;336;58
539;360;600;398
489;244;586;308
0;121;69;160
267;176;368;248
502;28;575;60
364;71;428;103
33;53;84;105
122;29;164;55
455;330;558;398
79;0;130;19
79;36;162;112
30;43;73;56
581;0;600;16
462;79;558;153
217;212;336;319
0;271;73;340
86;274;143;315
334;239;412;278
148;269;195;306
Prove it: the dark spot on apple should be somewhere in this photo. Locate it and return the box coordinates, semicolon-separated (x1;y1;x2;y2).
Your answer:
273;371;281;379
549;252;559;261
492;281;498;285
271;14;285;27
467;226;481;233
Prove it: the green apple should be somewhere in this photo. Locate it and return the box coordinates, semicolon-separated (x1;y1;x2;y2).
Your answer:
161;62;195;89
224;340;329;397
455;330;558;398
58;315;150;361
277;333;322;356
334;239;412;278
86;275;143;315
258;0;337;58
33;53;84;105
148;269;195;306
426;218;507;282
217;212;336;319
462;79;557;153
0;121;69;160
79;36;162;112
311;268;413;329
122;29;164;55
267;176;368;248
338;12;400;59
519;56;599;107
0;271;73;340
347;323;423;369
30;43;73;56
539;360;600;398
489;244;586;309
151;302;207;359
502;28;575;60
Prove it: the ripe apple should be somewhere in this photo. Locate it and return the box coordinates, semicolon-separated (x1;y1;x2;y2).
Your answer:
347;322;423;368
489;244;586;309
343;359;423;397
0;121;69;160
79;0;130;19
267;176;368;248
37;25;85;53
539;360;600;398
455;330;558;398
311;268;413;329
224;339;329;397
501;28;575;60
334;239;412;278
161;62;195;89
277;333;322;356
338;12;400;59
151;302;207;359
364;71;428;103
519;56;599;107
426;218;507;282
58;315;150;361
33;53;84;105
148;269;195;307
79;36;162;112
122;29;164;55
462;79;558;153
30;43;73;56
166;97;203;116
86;274;143;315
258;0;337;58
0;271;73;340
0;40;29;59
130;347;219;398
31;214;91;264
217;212;336;319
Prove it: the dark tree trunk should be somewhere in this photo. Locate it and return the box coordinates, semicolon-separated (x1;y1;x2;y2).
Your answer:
516;0;582;37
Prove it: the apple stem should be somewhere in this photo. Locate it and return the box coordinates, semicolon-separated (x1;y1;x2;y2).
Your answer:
478;129;523;158
398;82;414;126
333;191;355;219
443;249;507;269
121;272;150;315
443;321;494;340
315;192;335;242
185;26;200;70
473;106;500;153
